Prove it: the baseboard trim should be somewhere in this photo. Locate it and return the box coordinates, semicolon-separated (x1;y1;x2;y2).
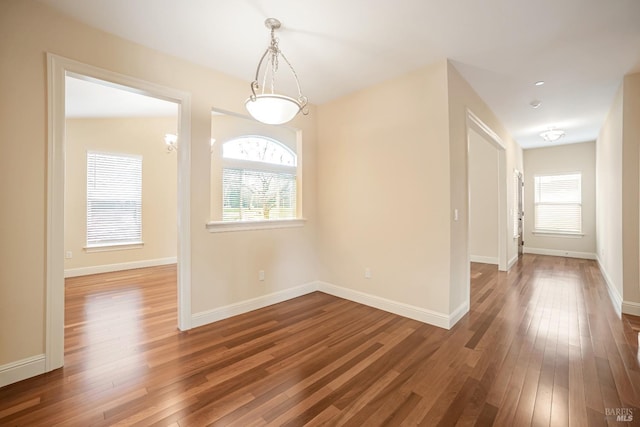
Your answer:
0;354;45;388
469;255;499;265
317;281;455;329
191;282;318;328
191;280;463;331
448;300;470;328
596;256;622;316
507;254;519;270
64;257;177;278
523;247;597;260
622;301;640;317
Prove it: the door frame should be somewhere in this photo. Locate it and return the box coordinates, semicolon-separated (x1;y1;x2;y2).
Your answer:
466;109;508;272
46;54;192;371
514;169;524;256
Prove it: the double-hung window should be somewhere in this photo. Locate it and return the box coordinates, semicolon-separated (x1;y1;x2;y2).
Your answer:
86;151;143;247
533;173;582;234
222;136;297;221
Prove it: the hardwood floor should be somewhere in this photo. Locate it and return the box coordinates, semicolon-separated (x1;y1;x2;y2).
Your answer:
1;255;639;426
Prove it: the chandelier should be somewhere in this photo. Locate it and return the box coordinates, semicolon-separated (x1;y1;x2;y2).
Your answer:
245;18;308;125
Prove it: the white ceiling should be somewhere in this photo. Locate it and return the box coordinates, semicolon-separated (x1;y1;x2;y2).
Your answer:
66;76;178;118
43;0;640;149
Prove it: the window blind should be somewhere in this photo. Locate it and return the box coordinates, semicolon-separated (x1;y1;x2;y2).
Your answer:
222;168;296;221
87;152;142;246
534;173;581;234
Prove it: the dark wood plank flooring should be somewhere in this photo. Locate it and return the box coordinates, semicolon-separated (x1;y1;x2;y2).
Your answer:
1;255;639;426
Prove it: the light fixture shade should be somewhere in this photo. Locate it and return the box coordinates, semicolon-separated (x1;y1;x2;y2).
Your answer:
245;94;302;125
540;129;565;142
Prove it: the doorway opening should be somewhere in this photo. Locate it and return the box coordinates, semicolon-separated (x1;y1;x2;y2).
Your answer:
514;170;524;257
46;55;192;372
465;110;508;310
468;128;500;266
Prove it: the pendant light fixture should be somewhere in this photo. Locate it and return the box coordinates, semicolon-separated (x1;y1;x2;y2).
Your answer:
245;18;308;125
540;128;566;142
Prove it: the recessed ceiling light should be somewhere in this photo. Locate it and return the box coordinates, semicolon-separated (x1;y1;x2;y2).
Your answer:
540;128;565;142
535;81;545;86
530;100;542;109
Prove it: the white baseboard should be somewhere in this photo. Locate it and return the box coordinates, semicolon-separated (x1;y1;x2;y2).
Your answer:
596;256;622;316
622;301;640;317
192;280;465;331
317;281;458;329
64;257;177;278
191;282;318;328
0;354;45;388
470;255;499;265
523;247;597;260
507;254;519;270
448;300;470;328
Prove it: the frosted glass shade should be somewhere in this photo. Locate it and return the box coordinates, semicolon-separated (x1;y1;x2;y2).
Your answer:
245;94;302;125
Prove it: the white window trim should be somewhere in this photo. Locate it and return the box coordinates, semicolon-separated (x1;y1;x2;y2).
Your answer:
222;158;296;175
84;242;144;252
206;218;306;233
86;151;143;248
532;231;585;238
219;136;300;224
533;172;582;235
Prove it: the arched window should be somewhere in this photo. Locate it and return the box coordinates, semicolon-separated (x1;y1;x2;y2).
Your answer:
222;136;297;221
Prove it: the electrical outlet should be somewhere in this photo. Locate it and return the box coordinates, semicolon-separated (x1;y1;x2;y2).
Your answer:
365;268;371;279
259;270;265;281
65;251;72;259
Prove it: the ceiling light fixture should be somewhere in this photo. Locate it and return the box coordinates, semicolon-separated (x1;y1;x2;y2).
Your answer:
540;128;565;142
535;80;545;86
530;100;542;109
245;18;308;125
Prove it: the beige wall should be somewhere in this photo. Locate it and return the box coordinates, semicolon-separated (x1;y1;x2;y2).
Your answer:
596;86;624;298
0;0;318;366
316;60;522;318
622;73;640;306
468;129;499;262
596;71;640;311
64;117;178;270
523;142;596;255
446;63;524;312
317;62;452;315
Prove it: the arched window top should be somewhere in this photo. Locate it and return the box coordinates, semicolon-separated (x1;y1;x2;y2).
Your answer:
223;136;296;166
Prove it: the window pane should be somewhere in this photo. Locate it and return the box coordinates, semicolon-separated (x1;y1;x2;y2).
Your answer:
223;168;296;221
87;152;142;245
533;173;582;233
223;136;296;166
534;204;582;233
534;174;581;203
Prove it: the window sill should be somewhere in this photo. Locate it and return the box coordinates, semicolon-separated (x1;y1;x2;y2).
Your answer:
84;242;144;253
206;218;306;233
532;231;584;238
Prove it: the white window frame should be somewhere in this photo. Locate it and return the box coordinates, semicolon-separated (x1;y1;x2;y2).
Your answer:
533;172;583;236
86;151;143;250
208;136;303;232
